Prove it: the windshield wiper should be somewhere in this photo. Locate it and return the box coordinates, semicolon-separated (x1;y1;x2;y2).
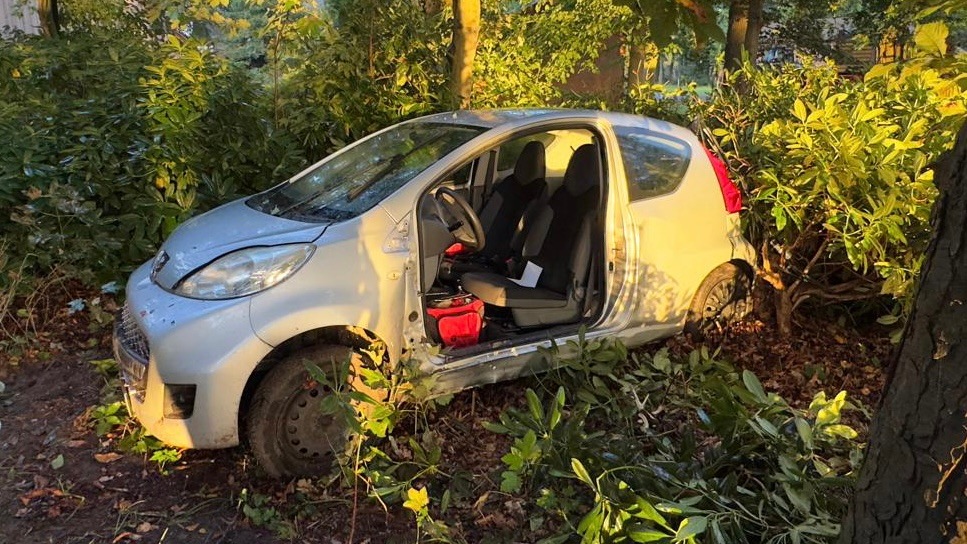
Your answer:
275;176;352;217
280;154;396;216
276;187;328;216
345;152;407;202
345;132;451;202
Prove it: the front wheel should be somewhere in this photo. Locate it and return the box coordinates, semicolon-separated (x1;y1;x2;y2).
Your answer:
684;262;753;338
246;345;381;478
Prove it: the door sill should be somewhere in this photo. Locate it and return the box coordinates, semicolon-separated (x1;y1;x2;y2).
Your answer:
442;322;584;360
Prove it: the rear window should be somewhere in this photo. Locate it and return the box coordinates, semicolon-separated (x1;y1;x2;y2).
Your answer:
615;127;691;201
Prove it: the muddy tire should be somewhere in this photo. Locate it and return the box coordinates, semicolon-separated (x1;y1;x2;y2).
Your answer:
684;262;753;338
246;345;382;478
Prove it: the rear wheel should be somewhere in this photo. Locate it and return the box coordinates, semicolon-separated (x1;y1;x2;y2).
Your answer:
246;345;382;478
684;262;752;338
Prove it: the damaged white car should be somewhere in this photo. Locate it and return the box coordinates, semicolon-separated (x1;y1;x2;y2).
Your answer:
114;109;755;476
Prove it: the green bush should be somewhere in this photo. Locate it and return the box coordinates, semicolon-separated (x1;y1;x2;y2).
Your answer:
0;30;296;285
473;0;625;108
141;35;298;234
702;22;967;332
0;32;155;278
485;334;865;543
276;0;451;159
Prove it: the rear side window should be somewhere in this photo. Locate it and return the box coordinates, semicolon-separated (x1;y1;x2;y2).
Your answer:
615;128;691;201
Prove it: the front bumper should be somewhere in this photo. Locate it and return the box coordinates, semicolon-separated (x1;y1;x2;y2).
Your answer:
114;262;274;449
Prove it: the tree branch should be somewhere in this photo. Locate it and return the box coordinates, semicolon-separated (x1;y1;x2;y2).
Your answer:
790;233;830;292
758;238;784;290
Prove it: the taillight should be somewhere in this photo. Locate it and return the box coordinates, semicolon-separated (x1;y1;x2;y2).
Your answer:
703;146;742;213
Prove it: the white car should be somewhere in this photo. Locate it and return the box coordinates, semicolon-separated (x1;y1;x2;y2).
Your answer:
114;109;755;476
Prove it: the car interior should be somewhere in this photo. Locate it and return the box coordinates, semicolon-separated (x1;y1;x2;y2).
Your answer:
418;127;607;355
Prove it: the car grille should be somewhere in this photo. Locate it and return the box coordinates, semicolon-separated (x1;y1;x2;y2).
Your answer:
117;306;150;362
116;305;150;402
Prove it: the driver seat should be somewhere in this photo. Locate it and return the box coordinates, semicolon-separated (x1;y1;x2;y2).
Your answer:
461;144;601;328
477;140;548;263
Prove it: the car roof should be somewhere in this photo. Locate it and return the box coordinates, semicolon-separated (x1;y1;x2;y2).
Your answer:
415;108;697;142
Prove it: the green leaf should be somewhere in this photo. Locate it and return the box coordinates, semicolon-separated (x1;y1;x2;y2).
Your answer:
822;424;858;439
793;99;808;122
629;528;669;542
576;389;600;404
876;314;899;325
500;470;521;493
754;416;779;437
366;417;390;438
772;206;787;232
783;483;812;513
549;387;565;429
50;454;65;470
481;421;510;434
525;388;545;423
571;458;593;486
795;417;814;449
914;22;949;56
519;430;539;458
634;497;669;528
318;394;343;416
501;451;524;471
674;516;708;542
358;367;390;389
817;391;847;424
742;370;767;402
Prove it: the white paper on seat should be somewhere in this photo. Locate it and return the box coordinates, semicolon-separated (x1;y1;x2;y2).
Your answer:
509;261;543;288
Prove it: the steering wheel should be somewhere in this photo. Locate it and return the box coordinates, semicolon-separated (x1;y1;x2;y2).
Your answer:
434;187;486;252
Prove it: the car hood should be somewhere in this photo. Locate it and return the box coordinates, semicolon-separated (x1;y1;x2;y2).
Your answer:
151;199;329;290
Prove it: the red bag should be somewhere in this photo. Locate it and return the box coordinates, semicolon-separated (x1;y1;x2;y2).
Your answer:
427;296;484;348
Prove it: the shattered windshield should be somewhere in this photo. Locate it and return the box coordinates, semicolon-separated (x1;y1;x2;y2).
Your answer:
248;122;484;222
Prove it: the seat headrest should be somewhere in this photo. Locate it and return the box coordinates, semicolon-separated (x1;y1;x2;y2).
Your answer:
563;144;600;196
514;141;546;185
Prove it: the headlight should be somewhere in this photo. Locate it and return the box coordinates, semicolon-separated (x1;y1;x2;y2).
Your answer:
175;244;315;300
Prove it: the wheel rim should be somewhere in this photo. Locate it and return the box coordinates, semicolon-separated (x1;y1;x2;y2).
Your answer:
700;276;751;331
277;381;345;461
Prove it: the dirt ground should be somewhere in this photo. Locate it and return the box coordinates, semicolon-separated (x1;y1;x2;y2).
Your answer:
0;343;525;543
0;289;893;544
0;349;271;544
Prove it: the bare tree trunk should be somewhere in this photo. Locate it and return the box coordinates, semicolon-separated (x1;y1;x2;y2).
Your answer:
626;42;656;88
840;123;967;543
744;0;763;62
723;0;749;72
450;0;480;109
775;288;794;336
38;0;59;37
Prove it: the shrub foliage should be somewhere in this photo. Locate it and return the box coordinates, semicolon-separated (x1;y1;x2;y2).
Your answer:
329;334;867;543
701;23;966;331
